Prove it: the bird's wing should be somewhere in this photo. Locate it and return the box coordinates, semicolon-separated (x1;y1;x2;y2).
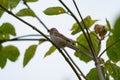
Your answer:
53;32;70;41
53;32;75;45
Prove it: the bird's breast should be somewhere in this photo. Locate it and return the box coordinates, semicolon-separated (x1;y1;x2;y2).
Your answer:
50;35;67;48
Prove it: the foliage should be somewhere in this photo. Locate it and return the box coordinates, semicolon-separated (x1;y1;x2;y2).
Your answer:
0;0;120;80
75;32;99;62
44;45;56;58
23;45;37;67
71;16;98;35
0;45;20;68
16;8;36;17
43;6;67;15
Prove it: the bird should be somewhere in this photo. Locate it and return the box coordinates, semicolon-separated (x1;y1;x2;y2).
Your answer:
48;28;93;59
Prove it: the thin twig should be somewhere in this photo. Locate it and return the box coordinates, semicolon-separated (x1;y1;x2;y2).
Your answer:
0;4;82;80
11;34;46;39
59;0;104;80
58;0;94;57
0;38;44;43
63;49;82;80
63;49;88;80
22;0;49;31
72;1;104;80
72;0;96;58
98;38;120;58
0;34;48;43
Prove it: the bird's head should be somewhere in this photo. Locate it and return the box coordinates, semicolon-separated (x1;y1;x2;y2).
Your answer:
48;28;59;34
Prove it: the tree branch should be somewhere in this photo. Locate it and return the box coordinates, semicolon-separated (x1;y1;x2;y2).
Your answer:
72;0;97;59
63;49;82;80
72;1;104;79
0;4;82;80
63;49;88;80
58;0;95;57
58;0;104;80
22;0;49;32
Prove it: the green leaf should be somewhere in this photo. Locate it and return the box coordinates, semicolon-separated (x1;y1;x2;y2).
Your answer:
43;6;66;15
106;36;120;62
105;60;120;80
0;0;20;10
8;0;20;10
71;16;98;35
39;38;47;44
23;45;37;67
86;67;107;80
113;17;120;40
111;64;120;80
16;8;35;17
86;68;99;80
44;45;56;58
25;0;38;2
0;46;7;68
74;32;99;62
0;0;8;8
0;23;16;36
106;18;112;32
0;33;10;40
3;45;20;62
0;45;19;68
0;9;4;18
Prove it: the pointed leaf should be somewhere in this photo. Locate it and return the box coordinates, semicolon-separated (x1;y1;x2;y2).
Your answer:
8;0;20;10
106;36;120;62
43;6;66;15
113;17;120;40
44;45;56;58
75;32;99;62
86;68;99;80
0;23;16;36
71;16;98;35
16;8;35;17
106;18;112;32
39;38;47;44
23;45;37;67
25;0;38;2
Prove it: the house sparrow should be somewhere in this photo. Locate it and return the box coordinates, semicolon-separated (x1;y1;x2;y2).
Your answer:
48;28;93;59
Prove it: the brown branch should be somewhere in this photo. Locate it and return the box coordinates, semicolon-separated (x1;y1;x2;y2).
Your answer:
58;0;104;80
0;4;82;80
63;49;89;80
22;0;49;32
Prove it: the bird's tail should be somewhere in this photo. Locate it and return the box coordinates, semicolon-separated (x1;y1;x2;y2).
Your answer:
66;43;93;59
